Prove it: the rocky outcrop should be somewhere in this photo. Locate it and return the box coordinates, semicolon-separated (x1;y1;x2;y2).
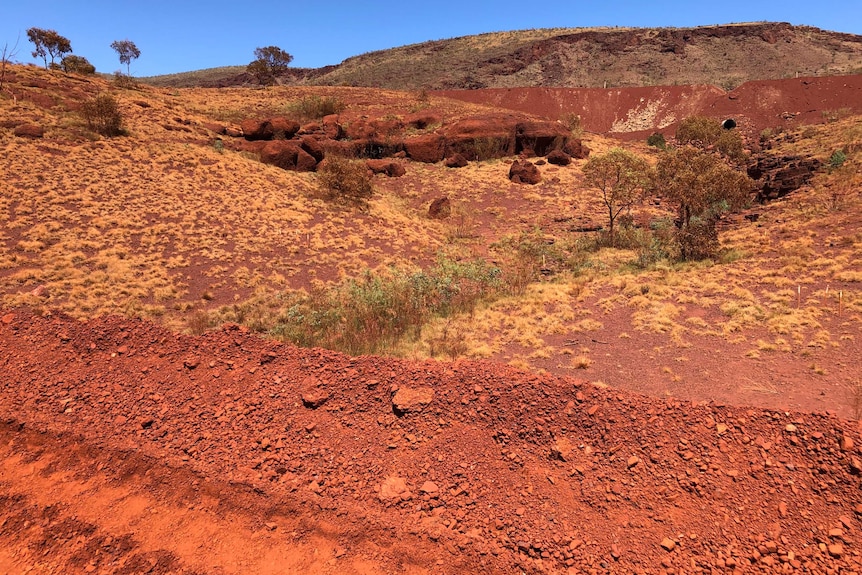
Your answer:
546;150;571;166
260;141;319;172
404;134;446;163
748;154;822;202
13;124;44;139
444;153;469;168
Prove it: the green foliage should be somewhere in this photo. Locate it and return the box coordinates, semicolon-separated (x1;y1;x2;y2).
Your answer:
247;46;293;86
583;148;653;246
647;132;666;149
465;136;509;161
26;28;72;69
80;93;124;137
829;149;847;170
491;229;591;295
61;54;95;75
267;258;504;355
110;39;140;76
676;115;746;162
287;95;346;121
316;156;373;208
655;147;753;260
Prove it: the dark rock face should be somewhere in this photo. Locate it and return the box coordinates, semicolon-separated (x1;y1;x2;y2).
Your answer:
748;155;822;202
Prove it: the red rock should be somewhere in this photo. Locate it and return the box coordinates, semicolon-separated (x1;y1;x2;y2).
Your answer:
563;138;591;159
299;136;325;162
840;435;855;451
444;154;469;168
420;481;440;495
392;387;434;414
365;159;406;177
379;476;411;500
508;160;541;185
13;124;44;138
404;134;446;163
241;119;274;141
546;150;571;166
428;197;451;219
322;114;344;140
269;117;300;139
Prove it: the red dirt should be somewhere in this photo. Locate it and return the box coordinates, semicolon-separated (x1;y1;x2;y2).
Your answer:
437;74;862;139
2;309;862;573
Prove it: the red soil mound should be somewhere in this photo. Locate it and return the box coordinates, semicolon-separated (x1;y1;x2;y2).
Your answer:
438;74;862;139
1;310;861;573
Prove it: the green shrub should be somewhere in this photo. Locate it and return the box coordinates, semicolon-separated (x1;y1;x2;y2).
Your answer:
647;132;666;149
829;149;847;170
268;258;504;355
80;93;124;137
316;156;373;208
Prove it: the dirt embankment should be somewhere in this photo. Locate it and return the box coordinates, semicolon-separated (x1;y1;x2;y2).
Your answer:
437;74;862;138
1;309;861;574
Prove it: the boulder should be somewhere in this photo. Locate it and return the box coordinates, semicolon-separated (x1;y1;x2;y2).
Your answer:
563;139;591;159
547;150;572;166
295;147;319;172
202;122;226;135
444;154;469;168
428;197;451;219
300;377;329;409
509;160;541;185
392;387;434;415
300;136;325;162
322;114;344;140
260;141;319;172
366;159;406;177
269;117;300;139
748;154;822;202
224;126;243;138
13;124;44;139
241;119;273;141
404;134;446;163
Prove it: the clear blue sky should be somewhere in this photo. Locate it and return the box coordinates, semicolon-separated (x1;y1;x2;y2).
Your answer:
2;0;860;77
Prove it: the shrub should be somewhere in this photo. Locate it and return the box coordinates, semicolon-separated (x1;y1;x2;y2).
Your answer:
829;149;847;170
561;112;583;136
80;93;124;137
316;156;373;208
247;46;293;86
676;116;721;148
112;71;137;88
61;54;95;75
289;95;345;121
269;258;504;355
647;132;666;149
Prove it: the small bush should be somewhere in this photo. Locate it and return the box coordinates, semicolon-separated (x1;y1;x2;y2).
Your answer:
316;156;373;208
61;54;95;75
829;149;847;170
647;132;666;149
289;95;345;121
80;93;124;137
268;258;504;355
112;71;137;88
561;112;583;136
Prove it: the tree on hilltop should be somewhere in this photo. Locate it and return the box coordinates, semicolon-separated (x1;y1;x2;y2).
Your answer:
26;28;72;69
247;46;293;86
111;39;140;76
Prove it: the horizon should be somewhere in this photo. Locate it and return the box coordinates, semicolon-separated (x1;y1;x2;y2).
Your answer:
2;1;861;77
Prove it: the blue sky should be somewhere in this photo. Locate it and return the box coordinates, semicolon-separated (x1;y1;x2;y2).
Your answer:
2;1;860;76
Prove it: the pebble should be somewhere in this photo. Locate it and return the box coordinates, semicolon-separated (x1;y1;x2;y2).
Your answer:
660;538;675;551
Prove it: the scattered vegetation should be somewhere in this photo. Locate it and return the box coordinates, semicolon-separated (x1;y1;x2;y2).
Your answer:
316;156;373;208
675;115;745;162
80;93;125;137
287;94;345;121
243;258;505;355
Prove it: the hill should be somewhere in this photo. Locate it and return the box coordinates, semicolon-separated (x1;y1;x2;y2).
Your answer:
142;22;862;90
